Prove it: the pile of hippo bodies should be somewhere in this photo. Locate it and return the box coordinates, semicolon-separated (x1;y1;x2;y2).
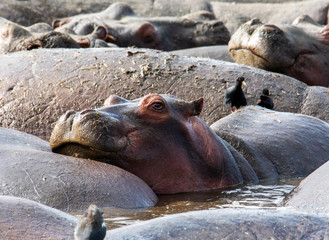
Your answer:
1;0;329;86
1;1;329;239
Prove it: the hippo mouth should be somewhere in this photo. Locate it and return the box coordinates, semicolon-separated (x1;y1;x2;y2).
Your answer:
229;48;272;69
50;109;130;162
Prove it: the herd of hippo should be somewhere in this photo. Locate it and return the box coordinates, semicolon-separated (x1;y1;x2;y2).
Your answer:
1;0;329;239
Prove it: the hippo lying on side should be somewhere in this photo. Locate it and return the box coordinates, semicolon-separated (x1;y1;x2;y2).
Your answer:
0;127;157;211
284;160;329;214
53;2;230;51
229;16;329;87
1;48;328;139
50;94;329;194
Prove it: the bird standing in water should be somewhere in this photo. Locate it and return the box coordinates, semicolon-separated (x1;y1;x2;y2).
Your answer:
74;204;107;240
225;77;247;112
257;88;274;109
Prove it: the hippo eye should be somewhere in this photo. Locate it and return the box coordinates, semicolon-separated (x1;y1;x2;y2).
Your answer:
151;102;164;111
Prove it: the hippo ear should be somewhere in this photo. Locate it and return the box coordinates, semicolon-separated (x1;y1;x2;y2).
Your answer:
191;98;204;116
93;26;117;43
75;38;90;48
52;18;71;29
104;95;129;106
136;23;160;48
321;25;329;45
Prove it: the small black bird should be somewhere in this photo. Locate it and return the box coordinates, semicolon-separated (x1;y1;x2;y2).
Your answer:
74;204;107;240
257;88;274;109
225;77;247;112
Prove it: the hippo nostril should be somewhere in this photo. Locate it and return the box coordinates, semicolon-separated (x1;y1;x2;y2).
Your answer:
249;19;262;26
80;109;95;115
63;110;77;120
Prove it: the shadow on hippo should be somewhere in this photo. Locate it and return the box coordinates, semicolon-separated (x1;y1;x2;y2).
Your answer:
50;94;329;194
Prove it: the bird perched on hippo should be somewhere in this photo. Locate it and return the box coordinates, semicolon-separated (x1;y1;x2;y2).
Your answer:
50;94;329;194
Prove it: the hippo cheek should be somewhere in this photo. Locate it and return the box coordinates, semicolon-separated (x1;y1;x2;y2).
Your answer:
50;110;129;160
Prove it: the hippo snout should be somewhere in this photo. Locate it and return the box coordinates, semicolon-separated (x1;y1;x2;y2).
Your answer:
50;108;129;159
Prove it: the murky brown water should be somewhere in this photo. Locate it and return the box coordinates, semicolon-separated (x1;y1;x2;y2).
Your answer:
72;178;301;230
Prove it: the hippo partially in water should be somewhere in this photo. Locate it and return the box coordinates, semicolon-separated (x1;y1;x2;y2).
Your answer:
50;94;329;194
229;16;329;87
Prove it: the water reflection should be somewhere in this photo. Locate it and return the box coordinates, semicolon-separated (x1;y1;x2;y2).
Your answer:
74;178;302;230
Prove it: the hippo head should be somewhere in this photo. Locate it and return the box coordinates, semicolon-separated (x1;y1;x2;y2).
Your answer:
228;16;329;87
0;17;80;53
50;94;242;194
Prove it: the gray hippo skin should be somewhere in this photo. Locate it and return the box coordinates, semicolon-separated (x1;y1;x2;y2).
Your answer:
211;106;329;181
50;94;329;194
284;160;329;214
52;2;230;51
107;208;329;240
0;195;77;240
211;0;329;34
1;48;328;139
229;16;329;87
0;127;157;211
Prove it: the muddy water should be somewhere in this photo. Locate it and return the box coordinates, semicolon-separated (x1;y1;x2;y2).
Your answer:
72;178;301;230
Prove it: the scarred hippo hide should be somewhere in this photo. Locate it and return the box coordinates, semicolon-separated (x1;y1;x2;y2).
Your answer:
229;16;329;87
50;95;329;194
0;127;157;211
1;48;328;140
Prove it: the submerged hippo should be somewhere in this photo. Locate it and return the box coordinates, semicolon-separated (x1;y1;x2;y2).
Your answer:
0;127;157;211
50;94;329;194
52;2;230;51
229;16;329;87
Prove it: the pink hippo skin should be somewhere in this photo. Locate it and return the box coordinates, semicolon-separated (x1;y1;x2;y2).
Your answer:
50;94;244;194
228;15;329;87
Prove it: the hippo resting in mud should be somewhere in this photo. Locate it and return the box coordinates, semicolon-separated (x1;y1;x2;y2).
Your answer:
229;16;329;87
0;127;157;211
50;94;329;194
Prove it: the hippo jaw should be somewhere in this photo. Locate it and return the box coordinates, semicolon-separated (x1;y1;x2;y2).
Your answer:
50;109;131;161
229;19;297;70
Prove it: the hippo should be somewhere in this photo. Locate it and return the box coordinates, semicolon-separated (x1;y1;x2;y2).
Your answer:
210;0;329;34
228;16;329;87
107;208;329;239
52;2;230;51
0;195;77;240
0;48;328;139
284;160;329;214
50;94;329;194
0;127;157;211
0;17;117;53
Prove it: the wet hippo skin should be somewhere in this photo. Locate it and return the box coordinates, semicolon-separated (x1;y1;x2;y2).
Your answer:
50;94;329;194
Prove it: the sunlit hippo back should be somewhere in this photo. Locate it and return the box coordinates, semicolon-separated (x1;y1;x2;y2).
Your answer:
50;94;243;194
